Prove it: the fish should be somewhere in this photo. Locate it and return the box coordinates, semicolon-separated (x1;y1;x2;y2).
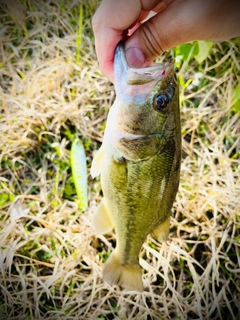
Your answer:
91;42;181;292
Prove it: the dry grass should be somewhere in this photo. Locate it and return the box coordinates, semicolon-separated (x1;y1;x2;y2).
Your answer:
0;1;239;319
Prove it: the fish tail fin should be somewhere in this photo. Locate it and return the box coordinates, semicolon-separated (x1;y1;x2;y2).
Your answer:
103;250;143;292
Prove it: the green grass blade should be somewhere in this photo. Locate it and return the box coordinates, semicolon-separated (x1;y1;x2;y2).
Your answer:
76;3;83;65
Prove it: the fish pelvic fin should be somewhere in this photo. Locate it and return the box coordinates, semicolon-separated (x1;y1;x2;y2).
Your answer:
103;249;144;292
90;146;104;178
92;198;113;235
152;215;170;242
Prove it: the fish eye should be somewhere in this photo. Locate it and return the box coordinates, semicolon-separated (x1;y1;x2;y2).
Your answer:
154;93;170;111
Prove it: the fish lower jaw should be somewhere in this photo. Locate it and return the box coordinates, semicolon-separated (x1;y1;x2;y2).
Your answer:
115;131;146;141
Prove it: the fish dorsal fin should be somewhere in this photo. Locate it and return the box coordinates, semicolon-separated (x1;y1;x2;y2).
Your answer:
90;146;104;178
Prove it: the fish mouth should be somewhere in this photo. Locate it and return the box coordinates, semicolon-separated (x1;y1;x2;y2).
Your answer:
115;42;174;85
126;59;174;85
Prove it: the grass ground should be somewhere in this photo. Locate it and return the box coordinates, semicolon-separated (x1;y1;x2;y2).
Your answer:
0;1;239;319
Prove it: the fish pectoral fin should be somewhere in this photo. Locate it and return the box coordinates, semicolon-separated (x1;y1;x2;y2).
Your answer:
152;216;170;242
90;146;104;178
103;249;144;292
92;198;113;235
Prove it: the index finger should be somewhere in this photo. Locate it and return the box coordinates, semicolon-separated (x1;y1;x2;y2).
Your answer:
92;0;163;82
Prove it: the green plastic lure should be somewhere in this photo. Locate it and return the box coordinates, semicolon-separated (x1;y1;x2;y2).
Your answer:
71;138;88;211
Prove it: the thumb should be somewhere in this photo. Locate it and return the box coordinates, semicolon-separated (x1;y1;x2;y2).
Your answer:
125;1;190;67
124;0;237;67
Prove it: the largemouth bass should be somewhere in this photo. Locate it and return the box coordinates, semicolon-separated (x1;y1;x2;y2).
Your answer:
91;43;181;292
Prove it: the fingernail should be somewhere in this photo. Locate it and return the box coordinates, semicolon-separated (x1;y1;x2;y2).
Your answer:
125;46;145;68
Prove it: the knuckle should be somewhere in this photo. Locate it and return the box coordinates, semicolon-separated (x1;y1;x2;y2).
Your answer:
140;20;165;57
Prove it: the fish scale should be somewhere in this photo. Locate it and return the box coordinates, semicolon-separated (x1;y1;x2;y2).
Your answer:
91;42;181;292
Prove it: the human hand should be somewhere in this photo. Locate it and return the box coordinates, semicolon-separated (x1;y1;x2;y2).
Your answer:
92;0;240;83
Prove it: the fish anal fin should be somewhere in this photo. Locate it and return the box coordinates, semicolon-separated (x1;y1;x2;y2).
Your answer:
103;249;144;292
90;146;104;178
92;198;113;235
152;215;170;242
